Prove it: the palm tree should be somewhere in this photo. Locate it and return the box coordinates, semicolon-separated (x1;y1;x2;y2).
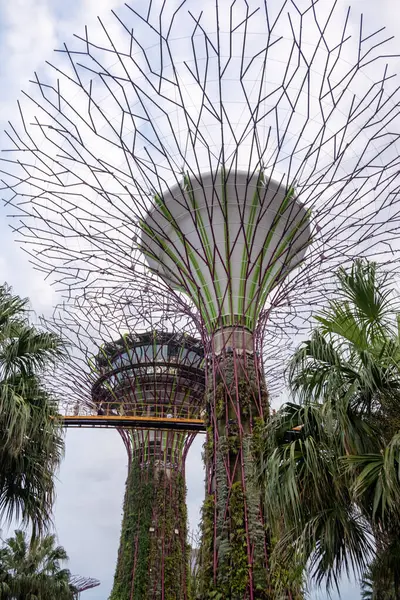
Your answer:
0;529;99;599
361;547;400;600
0;284;66;530
256;260;400;596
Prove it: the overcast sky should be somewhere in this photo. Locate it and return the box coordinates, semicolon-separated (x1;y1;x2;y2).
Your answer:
0;0;399;598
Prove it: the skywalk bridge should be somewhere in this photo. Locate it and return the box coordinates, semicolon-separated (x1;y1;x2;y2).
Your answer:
59;413;207;432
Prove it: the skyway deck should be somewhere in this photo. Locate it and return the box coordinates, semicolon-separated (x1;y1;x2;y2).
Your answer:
60;414;206;432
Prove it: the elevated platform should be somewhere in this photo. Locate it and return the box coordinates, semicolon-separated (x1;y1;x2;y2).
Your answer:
60;414;206;432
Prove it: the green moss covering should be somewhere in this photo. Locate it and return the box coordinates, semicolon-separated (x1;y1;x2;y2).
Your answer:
109;461;153;600
109;459;190;600
197;454;269;599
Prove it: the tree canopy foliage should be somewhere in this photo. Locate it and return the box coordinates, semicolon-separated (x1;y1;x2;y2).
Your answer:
0;284;66;531
257;260;400;598
0;530;80;599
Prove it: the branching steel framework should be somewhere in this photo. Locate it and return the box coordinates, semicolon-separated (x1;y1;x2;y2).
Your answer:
3;0;400;598
71;575;100;596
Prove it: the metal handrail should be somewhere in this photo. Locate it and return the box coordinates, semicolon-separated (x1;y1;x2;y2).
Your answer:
59;414;206;432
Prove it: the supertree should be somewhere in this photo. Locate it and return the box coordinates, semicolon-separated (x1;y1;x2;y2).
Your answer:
46;294;205;599
2;0;400;597
71;575;100;597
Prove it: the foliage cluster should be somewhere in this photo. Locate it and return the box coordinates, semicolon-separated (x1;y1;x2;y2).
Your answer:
198;353;301;598
110;459;190;600
0;285;66;531
0;530;79;600
257;260;400;598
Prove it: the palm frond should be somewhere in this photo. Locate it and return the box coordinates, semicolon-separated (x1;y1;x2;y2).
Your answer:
258;259;400;594
0;530;98;599
0;283;67;530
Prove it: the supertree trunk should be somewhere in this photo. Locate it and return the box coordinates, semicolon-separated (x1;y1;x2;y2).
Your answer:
111;458;189;600
198;334;270;599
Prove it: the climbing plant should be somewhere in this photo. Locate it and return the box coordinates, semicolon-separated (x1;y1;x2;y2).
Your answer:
197;353;271;599
110;460;190;600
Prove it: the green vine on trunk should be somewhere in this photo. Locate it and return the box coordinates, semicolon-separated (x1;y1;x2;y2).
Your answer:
109;461;190;600
109;461;154;600
197;353;274;599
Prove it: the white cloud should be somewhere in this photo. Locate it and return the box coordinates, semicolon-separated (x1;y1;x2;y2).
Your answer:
0;0;126;315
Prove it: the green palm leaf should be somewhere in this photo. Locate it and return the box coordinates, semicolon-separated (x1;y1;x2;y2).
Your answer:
0;530;97;599
0;284;66;531
256;259;400;595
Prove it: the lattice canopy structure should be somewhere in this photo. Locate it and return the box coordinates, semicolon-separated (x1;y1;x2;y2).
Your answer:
70;575;100;596
3;0;400;325
3;0;400;598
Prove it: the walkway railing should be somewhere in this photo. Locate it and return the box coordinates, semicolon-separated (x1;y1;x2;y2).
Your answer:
58;414;206;432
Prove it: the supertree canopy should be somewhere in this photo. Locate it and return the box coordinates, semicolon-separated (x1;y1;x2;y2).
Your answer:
3;0;400;598
46;296;205;600
71;575;100;597
142;171;310;334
